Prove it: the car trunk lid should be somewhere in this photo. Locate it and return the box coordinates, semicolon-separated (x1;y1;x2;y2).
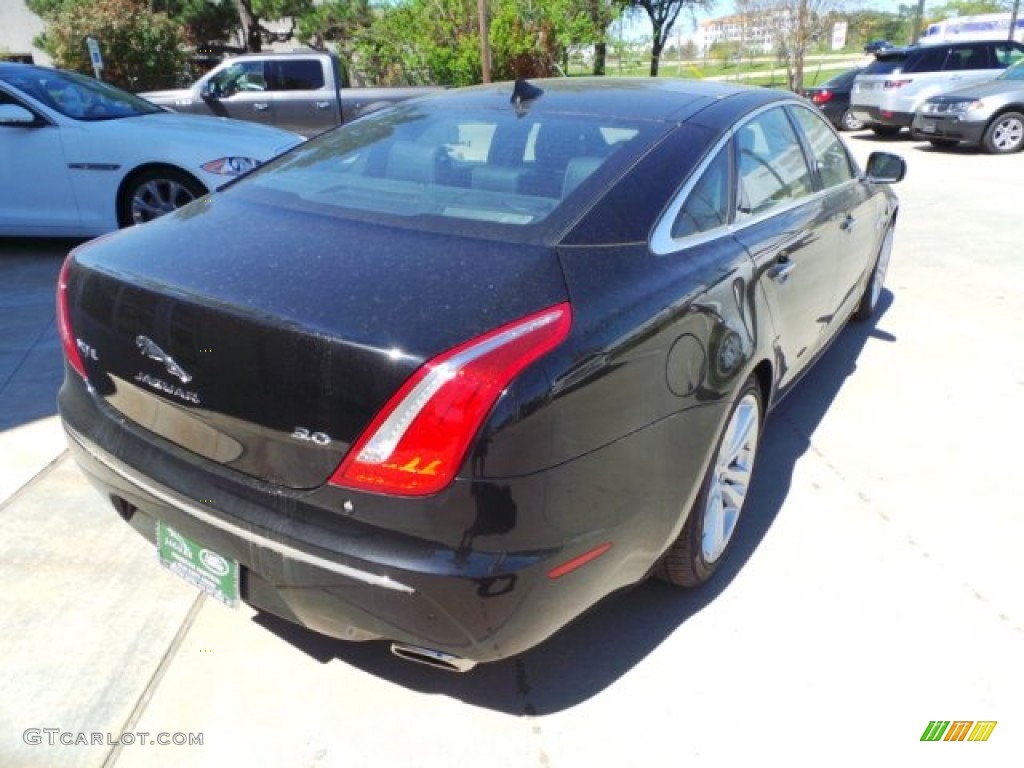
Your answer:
65;196;568;489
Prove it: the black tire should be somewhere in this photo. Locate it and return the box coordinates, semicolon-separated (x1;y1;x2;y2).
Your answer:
840;109;865;132
853;224;894;322
981;111;1024;155
655;376;763;587
928;138;959;149
870;124;902;137
117;167;207;227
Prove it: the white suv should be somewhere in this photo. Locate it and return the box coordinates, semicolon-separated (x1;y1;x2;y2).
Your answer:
851;40;1024;136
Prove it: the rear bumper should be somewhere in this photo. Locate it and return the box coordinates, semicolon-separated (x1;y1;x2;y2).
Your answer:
850;105;914;128
58;373;657;665
910;113;987;144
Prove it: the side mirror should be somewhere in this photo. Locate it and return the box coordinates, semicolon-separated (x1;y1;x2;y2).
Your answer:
865;152;906;184
0;104;38;126
199;81;217;100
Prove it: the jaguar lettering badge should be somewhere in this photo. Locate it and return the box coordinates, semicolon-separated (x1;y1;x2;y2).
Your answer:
133;372;201;405
136;335;192;383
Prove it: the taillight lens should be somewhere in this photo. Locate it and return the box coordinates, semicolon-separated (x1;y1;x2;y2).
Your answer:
331;303;572;496
812;90;832;104
57;255;87;379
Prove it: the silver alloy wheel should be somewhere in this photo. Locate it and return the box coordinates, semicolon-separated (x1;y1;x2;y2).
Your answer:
991;115;1024;152
130;178;199;224
701;392;760;563
869;226;894;311
841;109;865;132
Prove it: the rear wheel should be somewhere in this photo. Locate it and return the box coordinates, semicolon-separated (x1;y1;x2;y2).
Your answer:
853;224;894;322
981;112;1024;154
871;125;902;137
928;138;959;149
655;376;762;587
840;109;865;132
117;167;207;227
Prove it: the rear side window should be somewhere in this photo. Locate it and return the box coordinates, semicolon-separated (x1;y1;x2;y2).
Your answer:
904;47;949;73
672;148;730;238
269;60;325;91
735;107;814;219
863;53;909;75
945;45;992;71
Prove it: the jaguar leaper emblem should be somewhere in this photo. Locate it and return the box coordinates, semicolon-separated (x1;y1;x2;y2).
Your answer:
136;335;192;384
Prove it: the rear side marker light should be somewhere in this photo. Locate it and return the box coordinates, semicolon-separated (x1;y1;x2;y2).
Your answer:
331;303;572;496
57;255;87;379
548;543;614;580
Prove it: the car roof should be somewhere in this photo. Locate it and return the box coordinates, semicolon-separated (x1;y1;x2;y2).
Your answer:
0;62;46;77
413;77;793;123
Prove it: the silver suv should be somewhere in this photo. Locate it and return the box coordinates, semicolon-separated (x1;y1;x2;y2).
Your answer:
851;40;1024;136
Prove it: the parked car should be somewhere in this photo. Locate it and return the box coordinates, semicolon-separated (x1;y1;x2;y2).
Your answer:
851;39;1024;135
912;58;1024;152
0;63;303;237
57;78;905;671
863;39;893;54
804;67;865;131
139;52;440;138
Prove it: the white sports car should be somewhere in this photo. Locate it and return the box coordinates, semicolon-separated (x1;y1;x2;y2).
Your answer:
0;63;303;237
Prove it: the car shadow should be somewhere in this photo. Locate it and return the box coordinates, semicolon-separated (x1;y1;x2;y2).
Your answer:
253;291;898;714
910;142;983;155
0;238;83;431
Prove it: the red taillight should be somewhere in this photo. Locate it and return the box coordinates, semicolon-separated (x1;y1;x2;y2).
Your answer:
330;303;572;497
57;255;87;379
812;89;832;104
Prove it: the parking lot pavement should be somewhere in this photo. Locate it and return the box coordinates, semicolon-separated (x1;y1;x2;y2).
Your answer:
1;138;1022;768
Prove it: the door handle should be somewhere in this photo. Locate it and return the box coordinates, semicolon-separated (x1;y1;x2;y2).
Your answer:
314;101;331;110
767;254;796;284
253;103;270;112
840;214;856;232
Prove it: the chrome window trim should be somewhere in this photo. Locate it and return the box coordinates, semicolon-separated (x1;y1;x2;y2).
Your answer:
652;101;834;256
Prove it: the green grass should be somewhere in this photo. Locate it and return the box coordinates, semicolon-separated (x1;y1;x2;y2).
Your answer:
567;54;862;89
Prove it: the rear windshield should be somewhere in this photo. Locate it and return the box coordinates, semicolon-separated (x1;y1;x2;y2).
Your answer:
233;101;661;232
862;53;910;76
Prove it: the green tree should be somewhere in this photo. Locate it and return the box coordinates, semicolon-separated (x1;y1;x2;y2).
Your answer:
165;0;240;46
233;0;314;52
928;0;1013;18
628;0;710;76
295;0;373;54
351;0;591;86
33;0;187;90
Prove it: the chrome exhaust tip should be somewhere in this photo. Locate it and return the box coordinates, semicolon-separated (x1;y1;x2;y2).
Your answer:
390;643;477;673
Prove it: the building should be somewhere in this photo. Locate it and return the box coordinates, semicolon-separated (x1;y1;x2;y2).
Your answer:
694;12;777;57
0;1;49;64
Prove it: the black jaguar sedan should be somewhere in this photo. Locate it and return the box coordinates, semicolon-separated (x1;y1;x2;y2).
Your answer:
58;78;905;671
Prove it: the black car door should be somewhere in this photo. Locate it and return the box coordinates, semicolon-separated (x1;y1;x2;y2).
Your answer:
729;105;840;389
787;103;880;323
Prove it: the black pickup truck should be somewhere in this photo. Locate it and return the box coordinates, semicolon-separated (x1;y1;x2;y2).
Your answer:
140;51;439;137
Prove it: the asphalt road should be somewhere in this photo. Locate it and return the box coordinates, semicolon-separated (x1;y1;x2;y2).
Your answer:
1;134;1021;768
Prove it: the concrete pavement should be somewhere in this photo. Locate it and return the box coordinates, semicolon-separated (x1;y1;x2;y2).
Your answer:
1;138;1022;768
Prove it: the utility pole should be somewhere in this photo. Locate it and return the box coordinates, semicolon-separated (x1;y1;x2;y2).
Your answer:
1009;0;1021;43
478;0;491;83
912;0;926;44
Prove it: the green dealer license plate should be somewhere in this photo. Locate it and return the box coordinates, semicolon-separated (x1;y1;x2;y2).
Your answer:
157;522;239;607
